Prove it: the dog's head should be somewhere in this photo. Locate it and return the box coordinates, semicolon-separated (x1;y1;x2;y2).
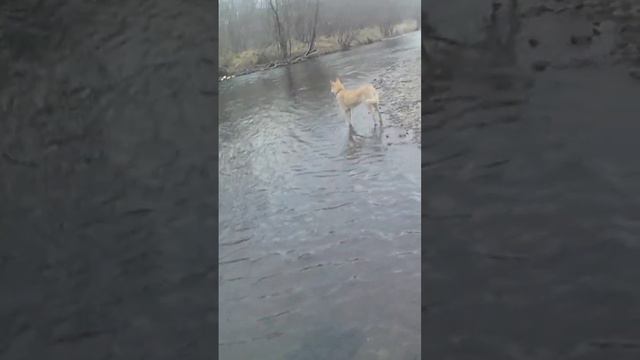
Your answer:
330;78;344;94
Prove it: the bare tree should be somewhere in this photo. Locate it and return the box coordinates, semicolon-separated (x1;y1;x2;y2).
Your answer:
305;0;320;55
222;0;246;53
379;3;399;37
379;21;395;37
291;4;308;43
336;27;355;50
268;0;289;60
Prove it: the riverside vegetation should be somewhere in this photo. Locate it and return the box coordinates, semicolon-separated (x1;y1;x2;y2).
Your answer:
219;0;420;79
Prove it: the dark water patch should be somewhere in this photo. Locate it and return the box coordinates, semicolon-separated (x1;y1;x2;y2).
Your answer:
219;257;251;266
220;237;251;247
257;310;291;322
284;326;366;360
423;0;640;358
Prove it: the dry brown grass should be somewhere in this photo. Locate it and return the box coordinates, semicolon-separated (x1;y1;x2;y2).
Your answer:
394;19;419;35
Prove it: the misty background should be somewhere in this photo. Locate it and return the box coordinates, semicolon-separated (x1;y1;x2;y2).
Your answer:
219;0;420;75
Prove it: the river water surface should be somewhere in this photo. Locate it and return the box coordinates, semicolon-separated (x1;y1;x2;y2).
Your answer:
219;32;421;359
423;1;640;358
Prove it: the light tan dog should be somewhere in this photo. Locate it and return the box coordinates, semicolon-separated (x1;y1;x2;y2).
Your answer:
330;77;382;133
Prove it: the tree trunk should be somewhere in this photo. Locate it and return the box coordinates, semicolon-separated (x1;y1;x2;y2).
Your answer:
268;0;288;60
380;22;394;37
305;0;319;56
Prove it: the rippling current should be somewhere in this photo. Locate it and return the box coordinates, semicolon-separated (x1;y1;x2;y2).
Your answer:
219;32;421;359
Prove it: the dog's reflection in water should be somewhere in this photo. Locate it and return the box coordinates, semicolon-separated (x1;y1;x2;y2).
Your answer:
343;124;385;159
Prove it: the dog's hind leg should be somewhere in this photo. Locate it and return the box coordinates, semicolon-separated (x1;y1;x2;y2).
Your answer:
367;104;378;127
366;98;382;126
373;103;382;126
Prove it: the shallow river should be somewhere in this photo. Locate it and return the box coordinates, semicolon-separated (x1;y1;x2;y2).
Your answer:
219;31;421;359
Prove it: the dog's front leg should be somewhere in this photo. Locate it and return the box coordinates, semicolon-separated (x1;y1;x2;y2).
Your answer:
345;109;354;131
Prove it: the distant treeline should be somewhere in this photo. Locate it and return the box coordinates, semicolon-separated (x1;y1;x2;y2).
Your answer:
220;0;420;73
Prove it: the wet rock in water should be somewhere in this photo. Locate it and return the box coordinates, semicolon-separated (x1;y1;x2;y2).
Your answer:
610;0;625;8
612;9;623;17
570;35;593;45
585;0;600;7
611;1;632;17
619;44;640;58
593;27;601;36
531;5;555;16
532;60;551;72
528;38;540;47
617;41;630;49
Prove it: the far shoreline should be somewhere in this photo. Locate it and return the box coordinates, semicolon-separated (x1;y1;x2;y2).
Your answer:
219;29;420;82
